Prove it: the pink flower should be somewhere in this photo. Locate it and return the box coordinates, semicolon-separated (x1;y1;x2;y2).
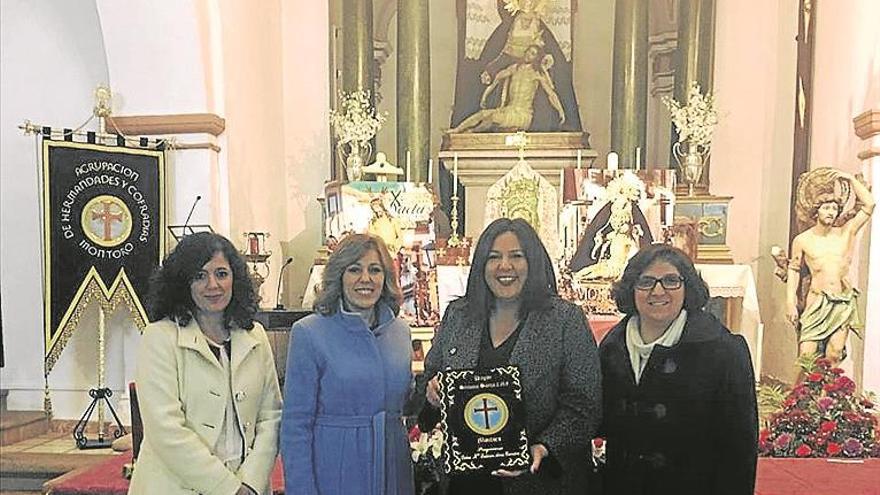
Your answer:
593;438;605;448
830;367;845;375
820;420;838;433
408;425;422;442
817;397;835;412
816;358;832;369
843;438;864;457
795;444;813;457
807;372;823;383
774;433;792;449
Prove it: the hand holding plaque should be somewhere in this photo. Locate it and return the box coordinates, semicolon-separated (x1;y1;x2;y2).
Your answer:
437;366;530;474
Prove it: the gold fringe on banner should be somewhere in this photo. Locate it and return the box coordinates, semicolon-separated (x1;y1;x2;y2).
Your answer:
44;267;147;373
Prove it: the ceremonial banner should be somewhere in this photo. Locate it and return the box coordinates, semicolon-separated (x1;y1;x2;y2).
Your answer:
438;366;530;474
42;140;165;371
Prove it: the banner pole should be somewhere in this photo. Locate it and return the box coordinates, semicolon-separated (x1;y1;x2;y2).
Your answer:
97;303;106;441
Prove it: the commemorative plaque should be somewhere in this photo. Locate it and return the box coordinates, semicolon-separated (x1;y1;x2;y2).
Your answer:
437;366;530;473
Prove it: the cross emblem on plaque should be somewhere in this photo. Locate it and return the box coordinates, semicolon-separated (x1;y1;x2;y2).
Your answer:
473;397;499;429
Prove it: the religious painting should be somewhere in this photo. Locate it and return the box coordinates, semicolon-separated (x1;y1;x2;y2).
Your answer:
324;182;441;326
451;0;582;133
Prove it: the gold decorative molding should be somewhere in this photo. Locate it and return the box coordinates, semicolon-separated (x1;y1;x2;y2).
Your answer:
106;113;225;136
441;132;590;151
853;109;880;140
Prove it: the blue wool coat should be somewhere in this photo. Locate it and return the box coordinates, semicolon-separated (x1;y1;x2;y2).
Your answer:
281;304;414;495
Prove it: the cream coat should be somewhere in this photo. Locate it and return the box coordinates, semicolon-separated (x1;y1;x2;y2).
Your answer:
129;318;282;495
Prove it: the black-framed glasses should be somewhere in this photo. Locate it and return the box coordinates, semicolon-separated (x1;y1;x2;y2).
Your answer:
635;274;684;291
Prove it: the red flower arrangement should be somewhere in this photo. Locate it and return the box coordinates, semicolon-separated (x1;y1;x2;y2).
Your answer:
759;358;880;458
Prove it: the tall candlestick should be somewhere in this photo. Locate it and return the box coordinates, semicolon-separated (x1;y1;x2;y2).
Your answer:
607;151;619;171
635;147;641;171
406;150;412;182
453;153;459;188
428;158;433;184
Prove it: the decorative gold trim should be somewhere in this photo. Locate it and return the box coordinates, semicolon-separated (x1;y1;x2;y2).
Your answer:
696;244;734;264
853;109;880;140
106;113;226;136
441;132;589;150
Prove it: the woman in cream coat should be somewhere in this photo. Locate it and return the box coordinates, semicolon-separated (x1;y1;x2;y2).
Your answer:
129;233;281;495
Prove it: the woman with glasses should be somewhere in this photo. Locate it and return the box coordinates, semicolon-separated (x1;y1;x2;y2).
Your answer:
599;244;757;495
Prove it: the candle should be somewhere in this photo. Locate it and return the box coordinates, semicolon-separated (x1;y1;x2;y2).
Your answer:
607;152;619;171
453;153;459;185
576;149;582;170
635;147;641;171
406;150;411;182
428;158;433;184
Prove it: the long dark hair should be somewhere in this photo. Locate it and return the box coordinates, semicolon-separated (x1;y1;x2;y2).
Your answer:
146;232;256;329
462;218;557;325
313;233;402;316
612;243;709;315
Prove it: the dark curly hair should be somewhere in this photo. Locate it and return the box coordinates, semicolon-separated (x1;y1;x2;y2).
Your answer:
463;218;558;325
313;233;402;316
612;243;709;315
146;232;256;329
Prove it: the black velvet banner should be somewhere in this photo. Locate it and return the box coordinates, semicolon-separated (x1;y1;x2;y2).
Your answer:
42;140;165;370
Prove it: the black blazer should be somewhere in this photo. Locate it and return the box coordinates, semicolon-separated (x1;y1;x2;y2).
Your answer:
420;297;602;495
599;309;758;495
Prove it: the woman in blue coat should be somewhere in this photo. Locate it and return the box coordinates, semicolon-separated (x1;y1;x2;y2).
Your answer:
281;233;414;495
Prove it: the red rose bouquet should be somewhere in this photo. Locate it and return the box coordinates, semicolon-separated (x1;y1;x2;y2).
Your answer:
759;357;879;458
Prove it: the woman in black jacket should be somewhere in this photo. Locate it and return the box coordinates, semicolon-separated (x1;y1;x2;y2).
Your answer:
599;244;757;495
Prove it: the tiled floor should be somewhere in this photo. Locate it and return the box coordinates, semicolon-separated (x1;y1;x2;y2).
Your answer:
0;431;121;456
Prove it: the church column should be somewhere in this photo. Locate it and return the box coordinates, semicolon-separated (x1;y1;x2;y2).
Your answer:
342;0;375;97
673;0;716;190
397;0;430;183
611;0;648;169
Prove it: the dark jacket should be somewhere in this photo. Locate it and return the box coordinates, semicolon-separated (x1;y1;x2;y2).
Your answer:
420;297;602;495
599;310;758;495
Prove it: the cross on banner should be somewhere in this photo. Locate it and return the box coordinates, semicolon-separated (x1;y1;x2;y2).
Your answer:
91;201;125;241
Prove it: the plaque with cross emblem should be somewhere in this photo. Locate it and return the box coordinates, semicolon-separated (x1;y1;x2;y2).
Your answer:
437;366;529;473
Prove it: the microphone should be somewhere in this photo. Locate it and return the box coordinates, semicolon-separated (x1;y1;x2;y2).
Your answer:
275;257;294;310
182;195;202;235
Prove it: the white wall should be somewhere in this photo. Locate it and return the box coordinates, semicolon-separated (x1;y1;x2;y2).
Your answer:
0;0;117;416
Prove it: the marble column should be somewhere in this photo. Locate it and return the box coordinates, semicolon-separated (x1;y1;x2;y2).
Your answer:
673;0;716;190
611;0;648;169
397;0;430;183
853;109;879;395
342;0;374;97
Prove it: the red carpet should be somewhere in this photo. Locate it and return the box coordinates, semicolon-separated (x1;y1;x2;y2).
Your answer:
44;452;284;494
756;458;880;495
43;451;880;494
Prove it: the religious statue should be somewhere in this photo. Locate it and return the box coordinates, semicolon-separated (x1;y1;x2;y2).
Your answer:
367;198;403;255
568;173;653;277
451;0;582;132
783;167;874;368
573;200;643;282
450;45;564;133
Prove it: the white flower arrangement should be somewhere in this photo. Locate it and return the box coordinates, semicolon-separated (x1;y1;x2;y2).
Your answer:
662;81;718;151
410;427;443;463
329;90;386;145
